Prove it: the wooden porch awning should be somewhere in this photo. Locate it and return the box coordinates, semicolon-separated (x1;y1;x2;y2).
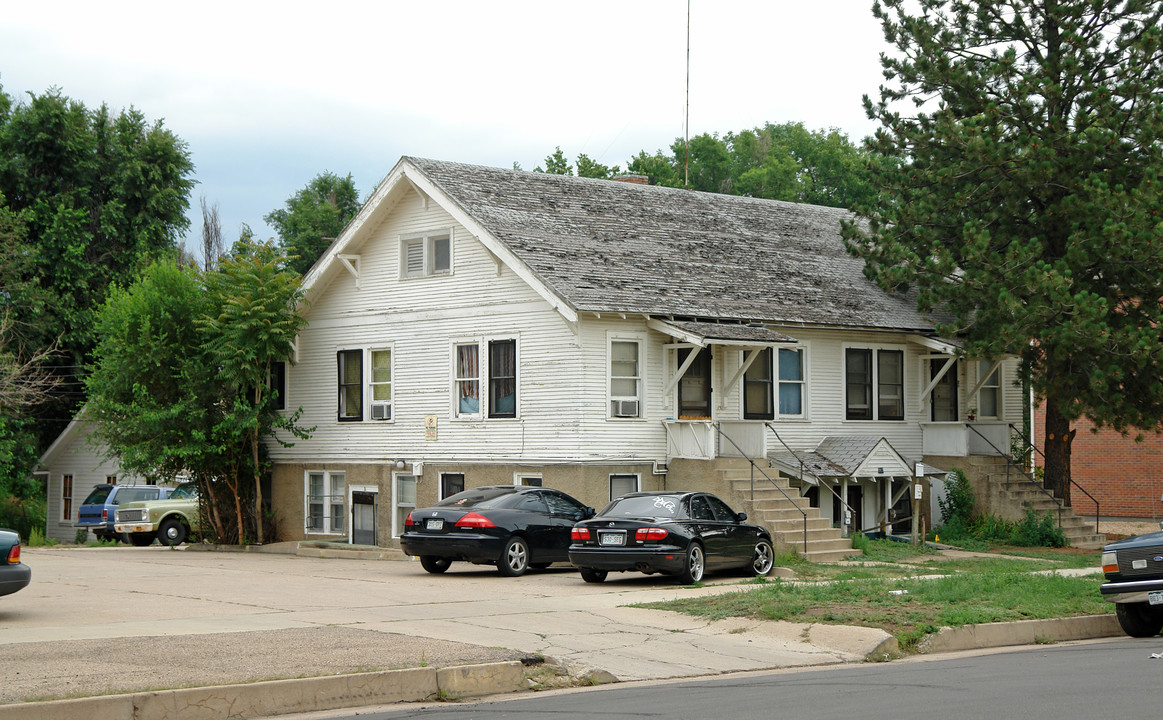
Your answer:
647;319;798;346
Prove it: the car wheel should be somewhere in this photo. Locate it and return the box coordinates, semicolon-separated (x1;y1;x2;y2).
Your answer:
579;567;608;583
750;539;775;576
419;556;452;574
1116;602;1163;637
129;532;156;547
497;536;530;577
158;518;187;547
677;543;705;584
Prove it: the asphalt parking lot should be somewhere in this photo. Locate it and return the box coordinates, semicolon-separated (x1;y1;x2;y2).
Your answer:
0;544;893;705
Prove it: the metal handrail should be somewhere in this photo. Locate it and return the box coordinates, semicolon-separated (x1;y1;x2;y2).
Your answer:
765;423;860;538
965;423;1064;530
715;424;808;553
1007;423;1100;533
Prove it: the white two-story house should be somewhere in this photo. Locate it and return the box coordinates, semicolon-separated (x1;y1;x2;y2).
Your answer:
267;157;1024;555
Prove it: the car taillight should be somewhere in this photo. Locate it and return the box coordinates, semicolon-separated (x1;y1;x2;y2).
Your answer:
102;509;109;521
455;512;497;529
1102;551;1118;574
635;527;668;543
7;544;19;564
404;512;415;527
571;527;591;541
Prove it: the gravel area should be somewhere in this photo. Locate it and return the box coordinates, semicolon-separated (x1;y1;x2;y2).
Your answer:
1;626;526;705
1101;520;1162;539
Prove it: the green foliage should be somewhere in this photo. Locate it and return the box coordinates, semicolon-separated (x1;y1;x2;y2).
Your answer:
934;470;1066;548
0;84;195;449
623;121;876;208
843;1;1163;498
86;245;311;545
535;148;622;179
265;172;360;276
27;526;54;547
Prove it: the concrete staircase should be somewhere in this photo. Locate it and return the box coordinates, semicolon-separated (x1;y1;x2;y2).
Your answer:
716;463;854;563
970;455;1106;549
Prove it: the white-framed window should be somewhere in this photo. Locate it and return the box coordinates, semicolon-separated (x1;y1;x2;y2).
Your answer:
515;473;543;487
777;347;806;417
305;471;345;534
608;335;644;419
369;348;393;421
393;474;417;538
454;342;481;417
844;346;905;421
337;350;362;421
400;230;451;279
743;346;807;420
452;338;518;419
977;361;1001;418
609;473;639;501
61;473;73;521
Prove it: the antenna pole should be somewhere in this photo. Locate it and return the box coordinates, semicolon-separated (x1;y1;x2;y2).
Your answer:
684;0;690;189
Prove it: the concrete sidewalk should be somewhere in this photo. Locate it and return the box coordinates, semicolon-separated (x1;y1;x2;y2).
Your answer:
0;544;1123;719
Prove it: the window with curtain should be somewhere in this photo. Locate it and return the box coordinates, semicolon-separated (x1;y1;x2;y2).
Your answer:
337;350;362;421
778;347;805;416
489;339;516;418
455;343;480;415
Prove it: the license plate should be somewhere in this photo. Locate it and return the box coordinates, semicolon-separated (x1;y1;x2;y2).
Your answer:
598;532;625;546
425;519;444;530
1149;591;1163;606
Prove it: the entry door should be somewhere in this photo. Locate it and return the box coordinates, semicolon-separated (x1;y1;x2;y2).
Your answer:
677;347;712;419
930;360;958;421
833;486;863;534
351;490;377;546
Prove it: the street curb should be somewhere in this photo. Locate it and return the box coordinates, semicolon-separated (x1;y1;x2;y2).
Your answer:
0;661;525;720
919;614;1122;653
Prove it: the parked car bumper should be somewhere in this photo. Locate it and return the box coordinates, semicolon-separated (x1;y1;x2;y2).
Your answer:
0;564;31;597
1101;578;1163;604
568;545;687;575
399;532;505;563
114;522;157;534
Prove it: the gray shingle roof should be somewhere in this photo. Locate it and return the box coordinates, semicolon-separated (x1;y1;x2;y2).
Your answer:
407;157;936;332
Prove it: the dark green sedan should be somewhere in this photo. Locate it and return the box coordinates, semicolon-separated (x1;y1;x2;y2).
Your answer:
0;528;31;597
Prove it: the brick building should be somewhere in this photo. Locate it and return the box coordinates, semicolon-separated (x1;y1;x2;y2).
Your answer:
1034;404;1163;521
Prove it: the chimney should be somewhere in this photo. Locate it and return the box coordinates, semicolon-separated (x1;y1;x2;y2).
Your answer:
610;174;650;185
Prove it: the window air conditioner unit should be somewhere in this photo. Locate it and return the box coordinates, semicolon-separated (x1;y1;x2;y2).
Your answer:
612;399;639;418
371;403;391;420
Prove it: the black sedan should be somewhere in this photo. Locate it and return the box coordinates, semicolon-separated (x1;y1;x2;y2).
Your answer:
400;485;595;576
569;491;774;584
0;528;31;597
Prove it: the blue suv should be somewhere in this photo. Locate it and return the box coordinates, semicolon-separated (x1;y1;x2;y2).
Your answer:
76;485;171;542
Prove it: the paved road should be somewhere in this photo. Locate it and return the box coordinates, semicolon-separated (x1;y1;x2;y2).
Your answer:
0;545;890;704
282;638;1159;720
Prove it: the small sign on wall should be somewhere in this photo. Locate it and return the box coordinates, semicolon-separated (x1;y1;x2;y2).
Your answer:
914;482;924;500
425;415;438;441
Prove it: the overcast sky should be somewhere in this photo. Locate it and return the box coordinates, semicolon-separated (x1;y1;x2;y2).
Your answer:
1;1;888;255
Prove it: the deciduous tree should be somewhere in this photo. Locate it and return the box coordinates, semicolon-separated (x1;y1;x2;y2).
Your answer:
843;0;1163;504
265;172;360;276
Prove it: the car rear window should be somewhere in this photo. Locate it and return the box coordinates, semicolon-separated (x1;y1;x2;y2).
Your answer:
602;495;683;519
82;487;112;505
118;488;159;503
435;486;516;508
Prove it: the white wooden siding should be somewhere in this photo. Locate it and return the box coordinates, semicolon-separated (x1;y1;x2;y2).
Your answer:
273;187;1027;468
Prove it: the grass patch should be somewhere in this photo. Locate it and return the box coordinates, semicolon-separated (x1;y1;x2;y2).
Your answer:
643;567;1108;653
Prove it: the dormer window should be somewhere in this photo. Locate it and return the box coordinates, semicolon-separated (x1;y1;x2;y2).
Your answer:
401;231;451;278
